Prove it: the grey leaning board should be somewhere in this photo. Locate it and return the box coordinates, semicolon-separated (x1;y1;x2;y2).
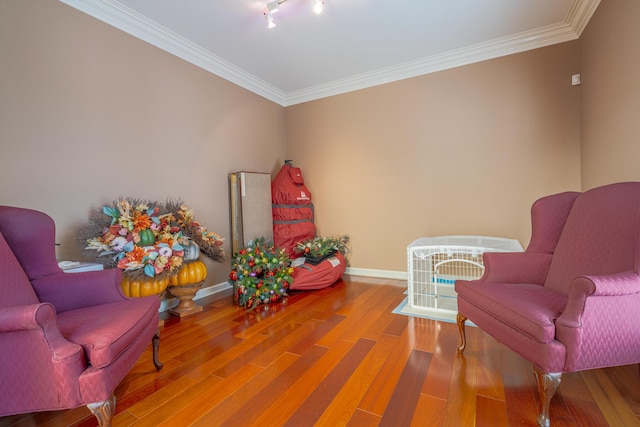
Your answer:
229;172;273;255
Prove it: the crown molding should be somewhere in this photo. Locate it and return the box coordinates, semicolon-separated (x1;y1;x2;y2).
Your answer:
60;0;287;105
285;21;581;105
286;0;601;106
566;0;601;36
60;0;600;107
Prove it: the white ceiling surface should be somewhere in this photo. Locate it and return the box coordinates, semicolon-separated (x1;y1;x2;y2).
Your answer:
61;0;600;106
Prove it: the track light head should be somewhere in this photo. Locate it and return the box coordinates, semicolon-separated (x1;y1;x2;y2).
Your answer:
267;0;280;14
263;0;325;29
265;11;276;28
313;0;324;14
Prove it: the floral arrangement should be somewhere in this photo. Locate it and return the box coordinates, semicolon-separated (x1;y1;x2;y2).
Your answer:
82;198;225;280
169;200;226;262
229;237;294;309
294;234;350;258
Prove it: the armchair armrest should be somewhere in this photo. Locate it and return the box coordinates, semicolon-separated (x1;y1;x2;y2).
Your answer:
478;251;553;284
556;270;640;371
0;303;81;361
0;303;86;410
0;304;48;331
31;268;125;313
557;270;640;328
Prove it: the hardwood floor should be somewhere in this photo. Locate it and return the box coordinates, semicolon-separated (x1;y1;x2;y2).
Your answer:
3;275;640;426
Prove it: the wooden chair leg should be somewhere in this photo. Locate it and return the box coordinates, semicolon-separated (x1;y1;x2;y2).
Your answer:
152;329;163;371
456;313;467;354
87;394;115;427
533;365;561;427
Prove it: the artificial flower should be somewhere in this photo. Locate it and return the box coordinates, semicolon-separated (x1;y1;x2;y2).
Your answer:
111;236;128;251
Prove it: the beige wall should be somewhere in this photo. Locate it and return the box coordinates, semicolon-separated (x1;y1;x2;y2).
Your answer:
286;42;582;272
0;0;287;285
580;0;640;189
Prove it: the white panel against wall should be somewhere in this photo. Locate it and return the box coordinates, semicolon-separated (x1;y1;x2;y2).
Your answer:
229;172;273;255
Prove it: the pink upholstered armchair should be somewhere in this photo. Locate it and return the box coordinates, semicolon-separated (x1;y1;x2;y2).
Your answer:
0;206;162;426
455;182;640;426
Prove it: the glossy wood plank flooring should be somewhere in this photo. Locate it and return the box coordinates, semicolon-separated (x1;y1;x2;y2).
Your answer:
3;276;640;426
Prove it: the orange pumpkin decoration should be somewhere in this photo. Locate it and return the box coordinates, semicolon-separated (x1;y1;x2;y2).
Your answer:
121;276;170;298
169;260;207;286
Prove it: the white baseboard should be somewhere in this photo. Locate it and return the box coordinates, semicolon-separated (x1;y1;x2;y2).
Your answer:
159;281;232;312
345;267;407;281
159;269;406;311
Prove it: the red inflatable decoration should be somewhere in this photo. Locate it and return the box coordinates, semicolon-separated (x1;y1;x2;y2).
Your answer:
290;252;346;290
272;161;346;290
271;161;316;258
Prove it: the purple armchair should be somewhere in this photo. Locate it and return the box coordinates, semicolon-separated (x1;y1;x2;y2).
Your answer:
0;206;162;426
456;182;640;426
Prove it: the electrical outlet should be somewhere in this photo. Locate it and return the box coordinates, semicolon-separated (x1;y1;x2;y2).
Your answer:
572;74;581;86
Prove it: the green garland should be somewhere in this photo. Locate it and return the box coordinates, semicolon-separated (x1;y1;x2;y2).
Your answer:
229;238;294;309
294;235;350;257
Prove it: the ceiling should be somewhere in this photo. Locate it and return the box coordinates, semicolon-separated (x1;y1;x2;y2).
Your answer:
61;0;600;106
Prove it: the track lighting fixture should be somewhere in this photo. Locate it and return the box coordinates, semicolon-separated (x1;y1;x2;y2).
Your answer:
313;0;324;14
267;0;281;14
263;0;326;28
264;11;276;28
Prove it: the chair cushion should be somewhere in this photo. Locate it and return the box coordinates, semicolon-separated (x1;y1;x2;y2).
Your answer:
57;297;159;369
456;281;567;343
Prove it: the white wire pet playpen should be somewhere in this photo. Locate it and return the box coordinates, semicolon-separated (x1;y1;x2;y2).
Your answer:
406;236;523;322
